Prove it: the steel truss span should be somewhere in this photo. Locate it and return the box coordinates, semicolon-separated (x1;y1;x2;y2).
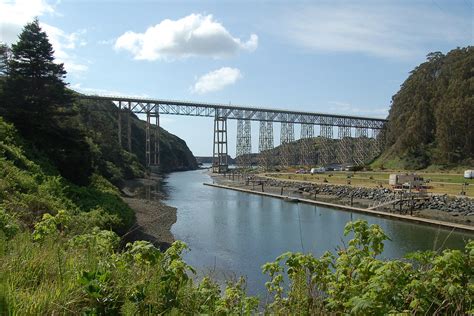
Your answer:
80;94;388;172
79;95;387;129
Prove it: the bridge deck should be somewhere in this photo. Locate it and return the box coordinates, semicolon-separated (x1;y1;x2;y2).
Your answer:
79;95;387;129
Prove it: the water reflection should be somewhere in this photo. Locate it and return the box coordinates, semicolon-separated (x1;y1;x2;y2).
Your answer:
164;169;472;295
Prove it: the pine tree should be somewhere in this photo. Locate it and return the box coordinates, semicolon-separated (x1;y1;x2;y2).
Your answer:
0;42;9;76
3;19;71;125
1;19;92;185
383;46;473;167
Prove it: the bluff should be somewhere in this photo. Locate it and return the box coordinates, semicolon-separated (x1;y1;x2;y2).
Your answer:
0;19;197;186
75;95;198;180
377;47;473;169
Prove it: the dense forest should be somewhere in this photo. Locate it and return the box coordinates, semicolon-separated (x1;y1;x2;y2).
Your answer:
0;20;472;314
378;47;474;169
0;20;196;187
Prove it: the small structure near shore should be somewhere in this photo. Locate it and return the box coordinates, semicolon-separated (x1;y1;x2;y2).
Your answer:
389;173;424;189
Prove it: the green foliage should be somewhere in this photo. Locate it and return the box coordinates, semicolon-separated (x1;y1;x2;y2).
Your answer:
32;210;71;241
1;19;196;186
382;47;474;168
262;220;472;314
0;20;94;185
1;216;472;314
3;19;70;119
0;20;472;314
69;228;120;255
0;42;9;76
122;240;161;265
215;278;259;314
64;174;135;233
0;117;133;234
78;269;120;314
75;97;197;177
0;207;19;239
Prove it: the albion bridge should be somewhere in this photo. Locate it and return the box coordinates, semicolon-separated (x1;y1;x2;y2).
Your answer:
79;95;387;173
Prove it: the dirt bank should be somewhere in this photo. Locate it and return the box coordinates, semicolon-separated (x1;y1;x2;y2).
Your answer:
120;175;176;250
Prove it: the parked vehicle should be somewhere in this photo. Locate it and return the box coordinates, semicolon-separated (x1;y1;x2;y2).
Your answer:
464;170;474;179
310;167;325;174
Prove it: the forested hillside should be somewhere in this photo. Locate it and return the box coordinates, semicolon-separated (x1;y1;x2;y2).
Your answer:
0;19;472;315
75;97;198;182
378;47;473;169
0;22;197;186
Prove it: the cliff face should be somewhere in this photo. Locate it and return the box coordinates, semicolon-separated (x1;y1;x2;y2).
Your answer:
75;96;198;177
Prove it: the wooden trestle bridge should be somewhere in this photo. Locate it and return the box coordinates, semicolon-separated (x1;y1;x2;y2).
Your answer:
78;95;387;173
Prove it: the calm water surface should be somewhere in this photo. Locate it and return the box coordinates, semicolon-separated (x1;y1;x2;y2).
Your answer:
164;169;472;295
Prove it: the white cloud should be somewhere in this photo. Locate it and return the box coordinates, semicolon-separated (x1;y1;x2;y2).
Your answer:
0;0;54;43
71;83;149;98
114;13;258;61
0;0;88;74
283;3;471;59
98;38;114;45
328;101;388;118
191;67;242;94
40;23;88;73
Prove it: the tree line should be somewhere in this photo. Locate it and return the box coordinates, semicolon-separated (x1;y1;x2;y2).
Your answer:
383;47;474;169
0;19;197;186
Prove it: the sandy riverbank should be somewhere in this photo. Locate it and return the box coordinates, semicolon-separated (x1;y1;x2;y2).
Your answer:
210;172;474;227
120;175;177;250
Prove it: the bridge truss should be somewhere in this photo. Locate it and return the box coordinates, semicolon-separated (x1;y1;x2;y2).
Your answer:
79;95;387;172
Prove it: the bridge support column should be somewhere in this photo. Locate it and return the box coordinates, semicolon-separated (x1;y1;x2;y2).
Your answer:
337;126;352;164
117;101;122;148
153;110;160;166
280;122;295;167
146;112;151;167
258;121;273;170
236;119;251;168
145;110;160;169
300;123;314;166
354;127;369;165
127;101;132;152
371;129;384;159
145;112;150;167
213;115;228;173
319;125;334;166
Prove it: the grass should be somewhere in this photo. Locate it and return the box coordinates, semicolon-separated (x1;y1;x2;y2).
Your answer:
1;117;472;314
266;171;474;197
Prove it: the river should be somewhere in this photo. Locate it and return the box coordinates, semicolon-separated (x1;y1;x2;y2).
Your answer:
163;169;472;296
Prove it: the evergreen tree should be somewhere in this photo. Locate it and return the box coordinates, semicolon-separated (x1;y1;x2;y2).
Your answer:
0;42;9;77
383;46;473;167
2;19;71;125
0;19;92;185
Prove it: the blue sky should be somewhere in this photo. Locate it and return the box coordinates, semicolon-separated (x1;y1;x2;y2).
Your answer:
1;0;472;156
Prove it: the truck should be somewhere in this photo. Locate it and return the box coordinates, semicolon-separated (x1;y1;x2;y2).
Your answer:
389;174;424;189
310;167;325;174
464;170;474;179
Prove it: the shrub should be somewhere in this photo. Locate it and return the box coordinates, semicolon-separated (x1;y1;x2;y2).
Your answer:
0;207;19;239
32;210;71;241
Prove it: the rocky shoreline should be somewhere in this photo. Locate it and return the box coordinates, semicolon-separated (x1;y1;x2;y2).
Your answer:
120;175;177;250
213;173;474;226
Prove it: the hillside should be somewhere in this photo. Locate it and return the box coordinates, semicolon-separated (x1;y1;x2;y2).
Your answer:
0;20;197;186
75;96;198;179
376;47;474;170
0;93;198;185
248;137;378;167
1;19;472;316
